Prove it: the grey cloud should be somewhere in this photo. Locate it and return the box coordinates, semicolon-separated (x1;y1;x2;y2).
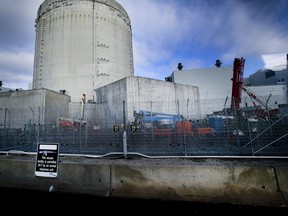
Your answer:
0;51;34;89
0;0;43;51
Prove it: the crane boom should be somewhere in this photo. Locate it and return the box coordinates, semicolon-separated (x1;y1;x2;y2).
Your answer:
242;86;274;110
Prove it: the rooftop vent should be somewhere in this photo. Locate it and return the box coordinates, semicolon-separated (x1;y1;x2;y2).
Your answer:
177;63;183;70
59;89;66;94
215;59;222;67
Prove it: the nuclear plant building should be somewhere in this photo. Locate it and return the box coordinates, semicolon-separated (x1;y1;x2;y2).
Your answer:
1;0;287;131
1;1;288;207
0;0;200;129
33;0;134;102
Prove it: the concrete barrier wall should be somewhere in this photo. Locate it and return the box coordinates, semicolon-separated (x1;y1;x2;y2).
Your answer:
0;154;287;208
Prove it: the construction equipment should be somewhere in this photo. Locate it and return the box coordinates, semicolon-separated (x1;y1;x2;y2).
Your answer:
230;57;279;118
57;117;87;130
133;110;192;137
242;86;274;110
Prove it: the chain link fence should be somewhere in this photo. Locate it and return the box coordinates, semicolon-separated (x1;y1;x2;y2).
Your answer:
1;95;287;156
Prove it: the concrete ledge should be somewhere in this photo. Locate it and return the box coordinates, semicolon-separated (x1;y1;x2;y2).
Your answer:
0;154;287;208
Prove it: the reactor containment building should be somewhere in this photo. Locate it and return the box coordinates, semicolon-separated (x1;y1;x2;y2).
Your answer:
0;0;201;129
33;0;134;102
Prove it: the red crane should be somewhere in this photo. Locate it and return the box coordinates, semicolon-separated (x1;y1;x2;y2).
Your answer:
230;57;245;109
230;57;278;118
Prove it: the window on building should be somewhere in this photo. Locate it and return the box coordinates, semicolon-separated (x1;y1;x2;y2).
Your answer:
265;70;275;78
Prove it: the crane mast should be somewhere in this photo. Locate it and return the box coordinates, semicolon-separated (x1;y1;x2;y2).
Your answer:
230;57;278;118
231;57;245;109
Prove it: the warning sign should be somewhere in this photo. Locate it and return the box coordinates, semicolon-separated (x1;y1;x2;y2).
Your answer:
35;143;59;178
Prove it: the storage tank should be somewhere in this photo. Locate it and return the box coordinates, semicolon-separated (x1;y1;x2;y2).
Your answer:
209;115;224;133
33;0;134;102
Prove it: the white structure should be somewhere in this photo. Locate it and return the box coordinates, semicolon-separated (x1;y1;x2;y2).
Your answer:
167;67;233;100
93;76;200;127
0;0;202;130
33;0;134;102
165;66;233;115
0;78;200;129
243;53;288;108
166;55;288;113
3;0;287;131
0;89;70;128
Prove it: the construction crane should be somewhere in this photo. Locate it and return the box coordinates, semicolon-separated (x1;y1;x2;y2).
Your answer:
133;110;192;137
242;86;274;110
230;57;245;109
230;57;278;118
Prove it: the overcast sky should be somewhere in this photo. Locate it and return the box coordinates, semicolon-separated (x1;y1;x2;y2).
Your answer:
0;0;287;90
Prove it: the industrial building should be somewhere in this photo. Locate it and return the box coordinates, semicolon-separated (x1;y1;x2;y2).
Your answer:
166;55;288;112
0;0;201;130
0;89;70;128
33;0;134;102
0;0;287;130
243;66;287;105
1;1;288;208
93;76;200;127
165;65;233;100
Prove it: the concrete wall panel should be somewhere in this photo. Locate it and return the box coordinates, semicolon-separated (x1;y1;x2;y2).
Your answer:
0;154;287;207
110;164;285;207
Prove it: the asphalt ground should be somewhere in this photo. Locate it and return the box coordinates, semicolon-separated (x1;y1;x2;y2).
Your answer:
1;187;287;214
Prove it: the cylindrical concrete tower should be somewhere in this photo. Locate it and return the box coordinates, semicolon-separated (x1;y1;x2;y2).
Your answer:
33;0;134;102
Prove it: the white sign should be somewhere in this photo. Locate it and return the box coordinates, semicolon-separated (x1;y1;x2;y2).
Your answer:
35;143;59;178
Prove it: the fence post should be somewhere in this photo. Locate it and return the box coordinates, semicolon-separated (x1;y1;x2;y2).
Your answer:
123;131;127;158
123;100;127;158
